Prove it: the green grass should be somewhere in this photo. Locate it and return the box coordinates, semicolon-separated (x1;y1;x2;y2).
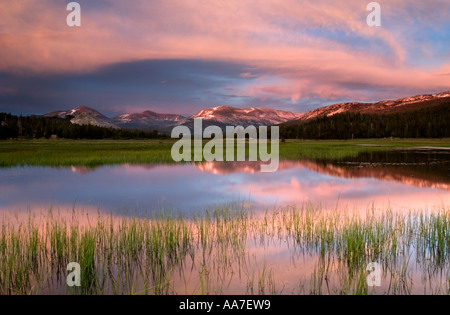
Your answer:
1;138;449;167
279;138;450;160
0;140;174;167
0;204;448;295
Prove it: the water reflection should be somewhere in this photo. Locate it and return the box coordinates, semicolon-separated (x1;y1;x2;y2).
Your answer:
0;150;449;215
1;151;449;294
199;150;450;189
1;207;447;295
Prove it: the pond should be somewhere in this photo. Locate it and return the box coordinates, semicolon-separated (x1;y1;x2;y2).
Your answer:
1;149;449;215
0;149;449;295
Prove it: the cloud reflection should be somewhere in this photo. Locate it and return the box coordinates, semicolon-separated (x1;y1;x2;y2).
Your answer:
1;157;449;215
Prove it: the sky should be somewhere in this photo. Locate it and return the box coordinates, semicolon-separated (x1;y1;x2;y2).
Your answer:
0;0;450;117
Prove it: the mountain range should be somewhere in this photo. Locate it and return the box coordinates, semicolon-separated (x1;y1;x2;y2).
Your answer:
44;91;450;132
298;91;450;122
45;105;304;131
45;106;185;130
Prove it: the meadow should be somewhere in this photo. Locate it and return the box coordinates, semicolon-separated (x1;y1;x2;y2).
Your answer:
0;138;449;167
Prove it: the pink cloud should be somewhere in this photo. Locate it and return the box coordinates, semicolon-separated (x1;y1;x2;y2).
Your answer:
234;177;450;210
240;72;257;78
1;0;449;103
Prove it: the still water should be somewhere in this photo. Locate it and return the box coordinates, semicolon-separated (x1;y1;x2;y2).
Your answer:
0;149;449;295
1;150;449;215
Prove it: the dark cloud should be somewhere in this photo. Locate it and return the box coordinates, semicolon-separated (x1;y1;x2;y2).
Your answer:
0;60;269;116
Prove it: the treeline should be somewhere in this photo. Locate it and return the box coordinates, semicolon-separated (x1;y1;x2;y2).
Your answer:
0;113;164;140
280;102;450;139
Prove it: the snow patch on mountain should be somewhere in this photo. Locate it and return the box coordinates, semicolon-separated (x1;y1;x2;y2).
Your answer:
299;91;450;122
183;106;304;129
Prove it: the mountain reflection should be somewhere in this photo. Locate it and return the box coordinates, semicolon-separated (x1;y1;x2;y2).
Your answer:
69;150;450;191
3;150;449;215
197;150;450;191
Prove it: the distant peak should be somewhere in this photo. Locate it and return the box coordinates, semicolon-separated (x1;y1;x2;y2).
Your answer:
211;105;235;111
142;110;157;114
71;105;99;114
73;105;93;111
433;91;450;97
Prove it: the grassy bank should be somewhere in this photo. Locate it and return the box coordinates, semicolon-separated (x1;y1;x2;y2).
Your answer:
0;204;448;295
1;138;449;167
280;138;450;160
0;140;175;167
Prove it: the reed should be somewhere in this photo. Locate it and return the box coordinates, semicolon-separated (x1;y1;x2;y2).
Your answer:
0;203;448;295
